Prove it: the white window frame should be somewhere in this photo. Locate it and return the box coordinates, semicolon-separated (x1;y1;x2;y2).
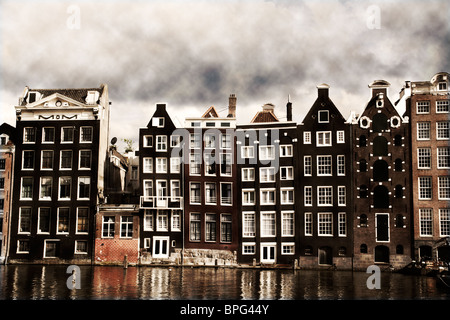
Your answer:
280;166;294;180
317;186;333;206
304;186;312;206
337;131;345;144
280;187;294;205
170;157;181;173
419;208;432;236
152;117;165;128
338;186;346;206
242;189;255;206
76;207;89;235
417;148;432;169
156;135;168;151
80;126;93;143
143;135;153;148
304;156;312;176
437;147;450;169
170;135;181;147
337;155;345;176
59;150;73;170
170;180;181;201
418;176;432;200
280;144;293;157
303;131;311;144
318;110;329;123
304;212;313;236
316;131;332;147
155;157;167;173
318;212;333;236
220;134;232;149
189;182;201;204
417;122;431;141
143;210;154;231
205;182;217;205
438;176;450;200
338;212;347;237
42;127;55;144
436;100;449;113
242;243;256;255
39;177;52;201
260;188;276;205
61;127;74;143
143;157;153;173
242;168;255;181
220;182;233;206
242;212;256;238
241;146;254;159
281;211;294;237
77;177;91;200
78;149;92;170
437;121;450;140
260;211;276;237
317;155;332;176
23;127;36;144
259;145;275;161
439;209;450;237
58;177;72;200
416;101;430;114
260;167;276;183
56;207;70;235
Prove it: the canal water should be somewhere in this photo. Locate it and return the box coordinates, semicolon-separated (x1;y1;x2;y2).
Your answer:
0;265;449;301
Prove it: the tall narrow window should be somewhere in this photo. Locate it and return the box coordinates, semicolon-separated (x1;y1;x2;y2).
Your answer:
77;208;89;234
190;213;201;241
438;176;450;200
38;207;51;234
418;148;432;169
102;216;115;237
338;213;347;236
78;177;91;200
42;127;55;143
39;177;52;200
79;150;92;169
261;212;276;237
60;150;73;170
282;212;294;236
80;127;93;143
304;212;312;236
221;183;232;205
22;150;35;170
156;135;167;151
23;127;36;143
437;147;450;169
440;209;450;237
205;183;217;204
304;186;312;206
318;212;333;236
205;214;216;242
419;208;433;236
57;208;70;234
41;150;54;170
21;177;33;200
121;216;133;238
243;212;255;237
337;155;345;176
190;182;201;204
304;156;312;176
221;214;232;243
19;207;32;233
59;177;72;200
418;177;432;200
417;122;431;140
437;121;450;140
61;127;74;143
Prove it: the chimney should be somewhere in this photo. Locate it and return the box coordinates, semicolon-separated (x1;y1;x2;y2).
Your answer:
286;97;292;122
156;103;166;111
228;94;236;118
317;83;330;99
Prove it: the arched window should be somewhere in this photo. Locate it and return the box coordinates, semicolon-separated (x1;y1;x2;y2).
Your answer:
396;245;404;255
372;113;388;132
360;244;368;253
373;136;388;156
359;159;367;172
394;159;403;172
373;160;389;181
374;185;389;208
360;214;368;227
359;135;367;147
394;135;402;146
359;185;368;198
395;214;404;228
395;185;403;198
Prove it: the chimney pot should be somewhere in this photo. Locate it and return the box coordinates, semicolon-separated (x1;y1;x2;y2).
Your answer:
228;94;236;118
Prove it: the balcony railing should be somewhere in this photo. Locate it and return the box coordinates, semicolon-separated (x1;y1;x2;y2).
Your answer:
140;196;183;209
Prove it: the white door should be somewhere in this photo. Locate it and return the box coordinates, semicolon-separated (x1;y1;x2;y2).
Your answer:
156;180;167;207
261;243;276;264
153;236;170;258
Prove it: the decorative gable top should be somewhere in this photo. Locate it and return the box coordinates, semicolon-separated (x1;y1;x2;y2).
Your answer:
201;106;220;118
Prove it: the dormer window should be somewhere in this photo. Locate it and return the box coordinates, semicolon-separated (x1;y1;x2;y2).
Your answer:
27;91;40;104
152;117;164;128
318;110;329;123
85;91;99;105
438;82;447;91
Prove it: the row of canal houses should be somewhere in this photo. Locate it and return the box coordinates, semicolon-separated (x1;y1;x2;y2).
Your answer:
0;72;449;270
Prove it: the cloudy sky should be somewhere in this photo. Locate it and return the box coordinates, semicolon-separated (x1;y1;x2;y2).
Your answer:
1;0;449;151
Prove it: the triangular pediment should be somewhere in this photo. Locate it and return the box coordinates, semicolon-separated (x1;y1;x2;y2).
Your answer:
201;106;220;118
24;92;89;109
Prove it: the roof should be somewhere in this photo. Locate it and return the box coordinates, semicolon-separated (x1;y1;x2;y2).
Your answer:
250;110;279;123
0;122;17;144
201;106;220;118
22;86;104;106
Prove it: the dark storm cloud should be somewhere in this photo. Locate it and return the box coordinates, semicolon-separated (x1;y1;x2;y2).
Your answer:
1;0;449;145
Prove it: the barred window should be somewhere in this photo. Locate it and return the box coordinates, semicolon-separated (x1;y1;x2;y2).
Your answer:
419;208;433;236
317;156;332;176
317;186;333;206
437;147;450;168
318;212;333;236
437;121;450;139
440;209;450;236
438;176;450;200
416;101;430;114
418;177;432;200
418;148;431;169
436;100;449;113
417;122;430;140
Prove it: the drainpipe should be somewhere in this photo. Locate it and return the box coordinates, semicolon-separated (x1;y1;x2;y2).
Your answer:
181;142;185;266
4;147;14;265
